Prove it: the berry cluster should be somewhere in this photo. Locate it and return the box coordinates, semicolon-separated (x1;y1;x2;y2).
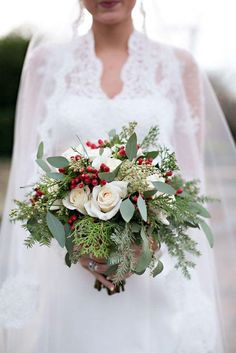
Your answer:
86;138;108;149
68;213;79;230
30;187;44;205
137;157;153;165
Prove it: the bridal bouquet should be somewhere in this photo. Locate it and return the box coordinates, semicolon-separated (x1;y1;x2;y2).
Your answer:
10;121;214;294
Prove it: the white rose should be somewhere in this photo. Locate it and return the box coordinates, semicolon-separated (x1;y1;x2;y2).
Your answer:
84;181;128;221
92;157;122;172
146;174;166;198
62;186;90;215
49;199;63;211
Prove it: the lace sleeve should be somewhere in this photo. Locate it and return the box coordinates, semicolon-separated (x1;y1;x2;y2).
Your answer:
174;48;205;160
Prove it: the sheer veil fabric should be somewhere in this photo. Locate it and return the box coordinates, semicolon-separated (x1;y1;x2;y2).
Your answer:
0;6;235;353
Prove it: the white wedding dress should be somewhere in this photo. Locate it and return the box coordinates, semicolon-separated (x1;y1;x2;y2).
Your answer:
0;27;234;353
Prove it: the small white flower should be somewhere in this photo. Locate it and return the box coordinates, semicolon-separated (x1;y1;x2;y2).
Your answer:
92;156;122;172
84;181;128;221
146;174;166;198
47;184;59;194
62;186;90;215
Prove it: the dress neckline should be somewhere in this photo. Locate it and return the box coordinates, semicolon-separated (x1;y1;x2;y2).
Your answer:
85;27;146;102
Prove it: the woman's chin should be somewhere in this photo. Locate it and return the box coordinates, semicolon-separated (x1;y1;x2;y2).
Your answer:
94;13;126;25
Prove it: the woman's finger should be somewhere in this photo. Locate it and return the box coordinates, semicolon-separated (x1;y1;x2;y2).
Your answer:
85;268;115;291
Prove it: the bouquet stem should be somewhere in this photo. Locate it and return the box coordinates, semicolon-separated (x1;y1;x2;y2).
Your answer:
94;277;126;295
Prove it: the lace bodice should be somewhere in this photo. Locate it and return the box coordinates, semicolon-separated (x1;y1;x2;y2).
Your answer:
33;28;193;158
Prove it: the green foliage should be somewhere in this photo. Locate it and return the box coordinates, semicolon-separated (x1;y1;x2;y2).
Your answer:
126;132;137;161
108;224;137;285
119;121;138;142
140;125;159;150
72;216;116;258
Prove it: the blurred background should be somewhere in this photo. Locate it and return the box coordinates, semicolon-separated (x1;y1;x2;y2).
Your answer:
0;0;235;349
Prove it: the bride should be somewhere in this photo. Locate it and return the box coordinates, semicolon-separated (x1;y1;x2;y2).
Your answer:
0;0;235;352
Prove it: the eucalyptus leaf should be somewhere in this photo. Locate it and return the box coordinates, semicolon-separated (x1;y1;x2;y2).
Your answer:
99;148;104;156
46;211;66;248
65;252;72;268
190;202;211;218
98;164;121;182
65;225;73;255
199;220;214;248
152;261;164;277
36;159;51;173
36;141;44;159
47;172;65;181
126;132;137;161
137;195;147;222
47;156;69;168
108;129;117;139
151;181;176;195
143;189;157;198
120;198;135;223
145;151;159;159
135;227;152;273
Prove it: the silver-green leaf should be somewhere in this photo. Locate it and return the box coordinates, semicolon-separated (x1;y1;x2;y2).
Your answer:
199;220;214;248
47;156;69;168
137;195;147;222
135;227;152;273
46;211;66;248
120;198;135;223
47;172;65;181
36;159;51;173
152;261;164;277
126;132;137;161
151;181;176;195
36;141;44;159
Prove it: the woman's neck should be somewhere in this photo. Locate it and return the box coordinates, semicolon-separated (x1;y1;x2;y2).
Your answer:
91;19;134;52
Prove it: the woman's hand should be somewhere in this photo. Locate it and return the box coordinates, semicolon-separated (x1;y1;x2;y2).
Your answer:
79;254;116;291
78;237;159;290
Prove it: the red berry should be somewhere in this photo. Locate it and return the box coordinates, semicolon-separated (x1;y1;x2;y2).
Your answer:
91;143;97;149
91;179;98;186
138;158;143;165
68;219;73;225
84;178;91;185
100;163;106;171
80;173;85;179
100;180;107;186
71;179;76;185
86;166;93;173
133;196;138;203
70;225;75;231
103;166;110;173
75;155;81;161
176;188;183;194
165;171;173;177
74;177;80;183
59;168;66;174
86;141;92;147
98;139;104;145
79;168;85;173
70;184;77;189
118;149;126;157
79;183;84;188
71;215;77;222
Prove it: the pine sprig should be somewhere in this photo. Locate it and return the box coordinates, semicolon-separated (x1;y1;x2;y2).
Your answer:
140;126;159;150
108;225;137;285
